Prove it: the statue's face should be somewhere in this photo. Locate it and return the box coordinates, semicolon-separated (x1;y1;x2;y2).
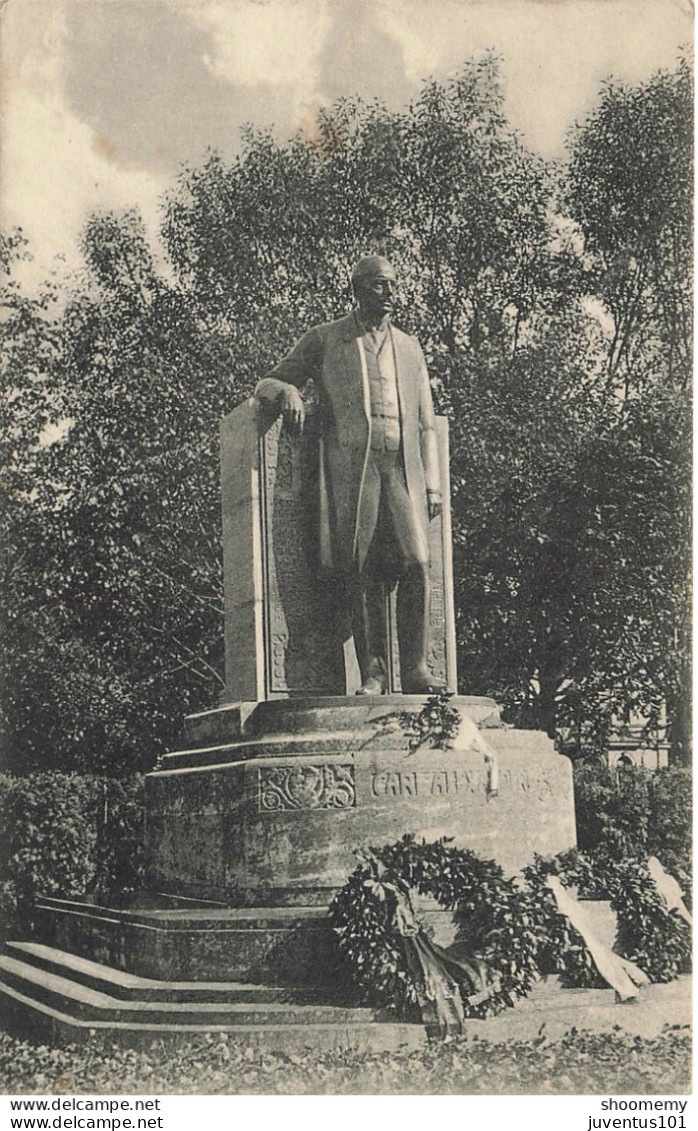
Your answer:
355;263;397;320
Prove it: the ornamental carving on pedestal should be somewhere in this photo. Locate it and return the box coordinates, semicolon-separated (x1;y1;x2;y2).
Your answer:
258;764;356;811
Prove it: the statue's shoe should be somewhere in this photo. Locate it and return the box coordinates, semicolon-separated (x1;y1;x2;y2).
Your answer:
355;676;386;696
401;672;448;695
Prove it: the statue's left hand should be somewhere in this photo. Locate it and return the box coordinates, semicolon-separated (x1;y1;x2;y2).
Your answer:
428;495;443;521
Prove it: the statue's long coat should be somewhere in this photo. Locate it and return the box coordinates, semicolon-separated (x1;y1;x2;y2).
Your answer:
256;311;440;575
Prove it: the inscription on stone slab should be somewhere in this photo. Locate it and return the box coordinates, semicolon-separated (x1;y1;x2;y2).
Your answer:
259;764;356;811
370;767;554;801
262;419;347;695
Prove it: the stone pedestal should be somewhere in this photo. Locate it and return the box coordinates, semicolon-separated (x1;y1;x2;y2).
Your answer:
221;400;457;700
146;696;576;904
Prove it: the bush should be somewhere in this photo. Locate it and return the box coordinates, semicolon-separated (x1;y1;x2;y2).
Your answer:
90;775;146;897
573;761;691;890
647;767;692;893
611;858;692;983
573;760;650;857
0;772;144;939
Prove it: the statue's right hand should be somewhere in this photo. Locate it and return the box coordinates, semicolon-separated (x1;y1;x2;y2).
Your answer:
279;386;305;434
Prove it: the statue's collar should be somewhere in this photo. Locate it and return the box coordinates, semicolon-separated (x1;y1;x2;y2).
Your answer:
346;308;391;339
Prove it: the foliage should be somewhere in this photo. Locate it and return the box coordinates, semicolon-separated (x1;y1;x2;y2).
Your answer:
573;760;651;858
0;772;144;938
0;1026;690;1095
375;692;462;752
1;214;239;773
573;761;692;890
89;774;146;897
559;57;692;757
0;234;63;771
329;836;540;1021
647;767;693;893
610;858;692;983
565;58;692;394
453;58;691;744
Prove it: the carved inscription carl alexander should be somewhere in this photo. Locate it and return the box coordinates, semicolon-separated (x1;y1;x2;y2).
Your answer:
371;767;554;801
259;764;356;811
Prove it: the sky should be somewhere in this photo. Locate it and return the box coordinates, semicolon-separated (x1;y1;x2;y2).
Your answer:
0;0;692;289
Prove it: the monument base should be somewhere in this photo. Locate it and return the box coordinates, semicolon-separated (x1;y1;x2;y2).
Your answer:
3;702;687;1053
146;696;576;904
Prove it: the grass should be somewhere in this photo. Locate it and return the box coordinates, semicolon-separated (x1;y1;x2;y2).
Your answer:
0;1026;690;1095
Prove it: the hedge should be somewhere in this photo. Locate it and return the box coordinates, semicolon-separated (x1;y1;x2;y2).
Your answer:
573;762;691;893
0;772;144;939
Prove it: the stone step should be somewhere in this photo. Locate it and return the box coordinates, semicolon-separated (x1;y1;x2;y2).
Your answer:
519;972;692;1008
31;897;340;983
515;976;617;1010
4;943;328;1005
182;696;502;750
160;725;554;772
160;734;368;771
35;896;329;929
0;955;373;1027
0;978;426;1054
1;962;689;1055
160;725;552;774
465;977;692;1043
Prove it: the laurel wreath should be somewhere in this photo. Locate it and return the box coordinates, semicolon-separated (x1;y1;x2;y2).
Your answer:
524;848;692;987
329;835;541;1021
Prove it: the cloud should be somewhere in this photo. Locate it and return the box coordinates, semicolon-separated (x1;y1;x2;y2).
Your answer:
376;0;692;156
189;0;336;138
192;0;331;95
316;0;412;109
0;0;165;287
0;0;691;291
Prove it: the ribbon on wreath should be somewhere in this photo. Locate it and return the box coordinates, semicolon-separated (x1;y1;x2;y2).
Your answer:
367;869;501;1037
647;856;692;926
545;876;649;1000
451;713;499;796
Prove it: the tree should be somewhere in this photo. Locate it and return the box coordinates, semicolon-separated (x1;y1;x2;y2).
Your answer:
452;58;691;754
0;231;67;769
2;214;246;771
565;57;692;395
558;57;692;759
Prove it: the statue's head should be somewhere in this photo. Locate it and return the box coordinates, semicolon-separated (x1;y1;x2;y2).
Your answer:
351;255;397;321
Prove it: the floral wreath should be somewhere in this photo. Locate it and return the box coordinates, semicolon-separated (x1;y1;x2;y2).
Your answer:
329;835;540;1033
524;848;692;987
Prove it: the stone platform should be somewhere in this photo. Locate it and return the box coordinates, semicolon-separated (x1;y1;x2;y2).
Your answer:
1;913;689;1052
146;696;577;904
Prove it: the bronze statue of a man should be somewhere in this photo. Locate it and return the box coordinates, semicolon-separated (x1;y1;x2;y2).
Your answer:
255;255;446;696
